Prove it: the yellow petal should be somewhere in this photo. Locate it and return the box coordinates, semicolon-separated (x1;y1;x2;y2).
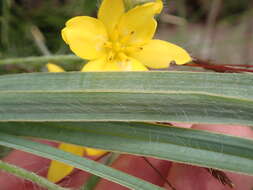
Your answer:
131;40;192;69
154;0;163;14
98;0;125;36
85;147;107;156
62;16;108;60
81;57;107;72
105;57;148;71
103;61;122;71
46;63;65;72
47;143;84;183
117;1;162;45
82;58;123;71
82;56;148;71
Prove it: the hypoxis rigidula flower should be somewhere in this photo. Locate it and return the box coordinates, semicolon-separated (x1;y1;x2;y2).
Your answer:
62;0;192;72
47;0;192;184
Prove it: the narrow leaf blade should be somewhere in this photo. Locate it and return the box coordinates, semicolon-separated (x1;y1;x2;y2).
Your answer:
0;122;253;176
0;132;164;190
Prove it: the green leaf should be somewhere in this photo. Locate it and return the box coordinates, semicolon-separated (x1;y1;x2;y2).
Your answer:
0;160;68;190
0;72;253;125
0;132;164;190
0;122;253;176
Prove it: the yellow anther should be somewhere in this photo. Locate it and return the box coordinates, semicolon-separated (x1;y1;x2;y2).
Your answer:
104;29;141;62
108;51;115;61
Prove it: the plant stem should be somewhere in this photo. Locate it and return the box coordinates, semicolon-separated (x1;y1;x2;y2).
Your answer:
0;160;69;190
0;55;82;65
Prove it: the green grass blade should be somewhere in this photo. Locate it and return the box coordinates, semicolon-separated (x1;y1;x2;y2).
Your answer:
0;132;164;190
0;160;68;190
0;55;81;65
0;122;253;176
0;72;253;125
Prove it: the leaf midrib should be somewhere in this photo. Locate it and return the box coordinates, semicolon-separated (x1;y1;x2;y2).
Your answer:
0;90;252;103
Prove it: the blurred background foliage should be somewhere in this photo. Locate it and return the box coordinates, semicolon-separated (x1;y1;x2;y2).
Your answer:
0;0;97;57
0;0;252;73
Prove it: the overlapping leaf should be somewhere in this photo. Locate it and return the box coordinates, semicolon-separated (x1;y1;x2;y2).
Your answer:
0;72;252;125
0;122;253;176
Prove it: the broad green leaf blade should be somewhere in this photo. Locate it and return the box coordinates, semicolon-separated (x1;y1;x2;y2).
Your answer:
0;160;67;190
0;72;253;125
0;122;253;176
0;132;163;190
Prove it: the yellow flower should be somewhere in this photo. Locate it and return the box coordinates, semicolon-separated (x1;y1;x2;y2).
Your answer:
47;0;192;183
62;0;191;72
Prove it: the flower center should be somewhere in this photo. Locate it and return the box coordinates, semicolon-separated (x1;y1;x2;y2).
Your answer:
103;30;143;62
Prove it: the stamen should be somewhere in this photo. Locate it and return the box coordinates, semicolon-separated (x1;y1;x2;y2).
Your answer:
105;29;140;62
108;51;115;61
